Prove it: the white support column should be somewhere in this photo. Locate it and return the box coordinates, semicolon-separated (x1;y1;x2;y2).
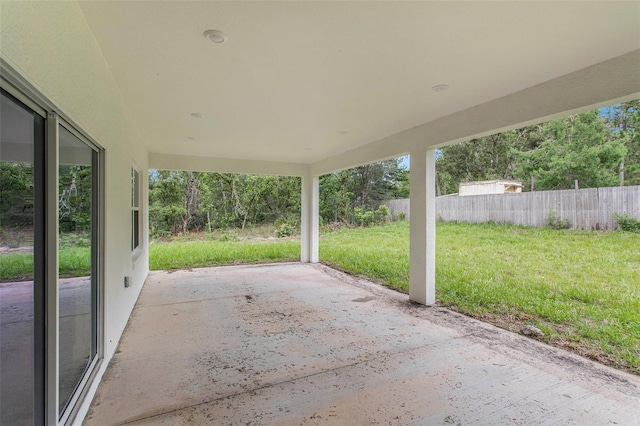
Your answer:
301;173;319;263
409;148;436;305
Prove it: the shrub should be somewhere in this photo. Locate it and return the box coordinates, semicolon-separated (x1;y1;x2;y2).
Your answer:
612;213;640;233
275;214;300;237
354;207;375;227
219;231;239;242
59;232;91;248
547;210;571;230
395;211;406;222
374;205;390;224
276;222;296;238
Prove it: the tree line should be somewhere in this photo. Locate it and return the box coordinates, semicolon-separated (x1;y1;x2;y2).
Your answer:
436;101;639;195
1;164;92;234
148;159;408;237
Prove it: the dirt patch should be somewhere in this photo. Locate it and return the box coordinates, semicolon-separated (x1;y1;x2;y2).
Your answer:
0;246;33;254
352;296;375;303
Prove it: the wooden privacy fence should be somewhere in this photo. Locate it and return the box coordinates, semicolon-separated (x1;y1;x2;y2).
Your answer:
384;185;640;230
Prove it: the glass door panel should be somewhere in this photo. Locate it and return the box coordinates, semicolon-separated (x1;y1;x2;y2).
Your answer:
58;125;97;414
0;90;44;425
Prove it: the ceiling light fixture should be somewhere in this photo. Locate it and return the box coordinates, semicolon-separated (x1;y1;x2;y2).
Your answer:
187;136;197;141
338;131;348;135
203;30;228;44
190;113;203;118
431;84;450;92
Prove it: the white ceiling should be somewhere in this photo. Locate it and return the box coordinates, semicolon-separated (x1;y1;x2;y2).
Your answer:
78;1;640;165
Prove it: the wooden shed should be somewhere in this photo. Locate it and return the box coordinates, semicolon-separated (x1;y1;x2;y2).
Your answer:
459;180;523;196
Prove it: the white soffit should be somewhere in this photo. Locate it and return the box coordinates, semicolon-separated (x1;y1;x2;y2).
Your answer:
77;1;640;164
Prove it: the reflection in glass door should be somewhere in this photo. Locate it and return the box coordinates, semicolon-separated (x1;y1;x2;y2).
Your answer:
2;74;103;423
0;90;44;424
58;125;98;415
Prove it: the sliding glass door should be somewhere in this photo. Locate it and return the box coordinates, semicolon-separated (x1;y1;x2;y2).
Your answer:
0;81;103;424
0;90;45;425
0;91;45;425
58;125;99;416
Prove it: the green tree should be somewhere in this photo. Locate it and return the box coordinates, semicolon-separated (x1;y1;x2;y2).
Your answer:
436;126;543;194
149;170;188;235
604;100;640;185
149;171;302;236
319;158;408;224
58;165;92;232
515;111;625;190
320;172;354;224
0;162;34;227
435;103;639;193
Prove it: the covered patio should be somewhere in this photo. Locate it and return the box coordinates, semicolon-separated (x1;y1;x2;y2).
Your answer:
1;2;639;424
85;264;639;425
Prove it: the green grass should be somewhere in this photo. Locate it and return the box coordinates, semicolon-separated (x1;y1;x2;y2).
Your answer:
0;238;299;281
149;239;300;270
321;221;640;374
0;247;92;281
59;247;91;278
0;253;34;281
2;222;638;374
320;223;409;290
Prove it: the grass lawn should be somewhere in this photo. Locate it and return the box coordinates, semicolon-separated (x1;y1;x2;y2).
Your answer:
0;247;92;281
321;221;640;374
149;239;300;270
2;221;638;374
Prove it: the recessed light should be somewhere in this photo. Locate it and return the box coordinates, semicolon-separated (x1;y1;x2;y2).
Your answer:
187;136;197;141
304;147;313;151
203;30;228;44
190;113;203;118
338;131;348;135
431;84;449;92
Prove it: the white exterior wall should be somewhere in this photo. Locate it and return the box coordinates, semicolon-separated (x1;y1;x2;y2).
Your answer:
0;1;150;416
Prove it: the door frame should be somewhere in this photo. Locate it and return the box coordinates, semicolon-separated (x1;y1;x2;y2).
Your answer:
1;59;105;425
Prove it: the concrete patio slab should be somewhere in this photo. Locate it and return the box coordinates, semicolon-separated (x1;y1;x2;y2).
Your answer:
84;263;639;425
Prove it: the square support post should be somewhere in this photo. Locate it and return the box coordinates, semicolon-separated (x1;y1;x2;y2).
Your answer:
301;173;319;263
409;148;436;305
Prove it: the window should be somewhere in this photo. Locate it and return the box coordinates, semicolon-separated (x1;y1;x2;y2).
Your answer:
132;167;141;250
